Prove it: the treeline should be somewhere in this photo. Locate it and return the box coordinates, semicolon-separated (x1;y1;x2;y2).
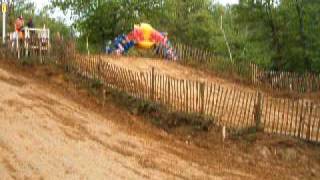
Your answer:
51;0;320;73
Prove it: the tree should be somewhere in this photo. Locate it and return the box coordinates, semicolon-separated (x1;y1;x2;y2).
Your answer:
51;0;320;73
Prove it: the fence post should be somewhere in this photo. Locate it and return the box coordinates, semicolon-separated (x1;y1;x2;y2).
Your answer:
102;86;106;107
307;102;313;141
200;82;205;115
298;101;306;138
97;55;103;82
151;67;155;101
167;77;171;108
254;91;263;131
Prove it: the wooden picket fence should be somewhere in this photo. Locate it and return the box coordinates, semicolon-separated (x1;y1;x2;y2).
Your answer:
1;39;319;143
60;54;320;143
164;43;320;93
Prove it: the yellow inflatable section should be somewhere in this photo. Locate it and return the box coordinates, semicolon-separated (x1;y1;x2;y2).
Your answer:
137;41;155;49
136;23;156;49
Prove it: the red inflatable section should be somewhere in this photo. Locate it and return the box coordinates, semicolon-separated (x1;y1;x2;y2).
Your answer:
127;28;144;42
126;23;168;49
150;31;166;45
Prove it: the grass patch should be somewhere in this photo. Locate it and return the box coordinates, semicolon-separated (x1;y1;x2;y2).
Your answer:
101;87;214;132
230;126;259;143
20;57;37;67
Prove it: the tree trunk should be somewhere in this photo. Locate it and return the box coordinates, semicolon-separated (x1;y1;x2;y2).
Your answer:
265;0;283;70
295;0;310;71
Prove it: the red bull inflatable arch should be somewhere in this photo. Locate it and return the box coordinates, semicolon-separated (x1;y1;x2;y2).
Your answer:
107;23;177;61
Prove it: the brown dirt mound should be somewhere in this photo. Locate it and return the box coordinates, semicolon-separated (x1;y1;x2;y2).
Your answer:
0;59;319;179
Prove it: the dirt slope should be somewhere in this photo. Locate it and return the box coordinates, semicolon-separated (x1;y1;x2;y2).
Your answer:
0;64;246;179
103;56;255;92
102;56;320;138
0;60;319;180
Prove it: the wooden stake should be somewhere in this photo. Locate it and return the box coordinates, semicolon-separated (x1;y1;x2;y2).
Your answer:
151;67;155;101
200;82;205;115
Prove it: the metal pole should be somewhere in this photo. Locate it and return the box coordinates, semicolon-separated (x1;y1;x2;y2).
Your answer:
2;11;6;44
86;36;89;55
220;15;233;63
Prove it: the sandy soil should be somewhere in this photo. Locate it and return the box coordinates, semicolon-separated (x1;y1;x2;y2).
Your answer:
0;64;246;179
0;59;319;180
103;56;255;92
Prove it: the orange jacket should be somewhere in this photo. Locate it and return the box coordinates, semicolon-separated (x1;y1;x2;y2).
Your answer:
15;18;24;31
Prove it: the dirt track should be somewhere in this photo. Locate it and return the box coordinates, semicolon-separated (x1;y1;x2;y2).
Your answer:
102;56;320;140
0;59;319;180
0;64;246;179
103;56;255;92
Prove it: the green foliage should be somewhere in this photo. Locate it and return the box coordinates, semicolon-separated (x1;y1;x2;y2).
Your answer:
235;0;320;72
51;0;320;73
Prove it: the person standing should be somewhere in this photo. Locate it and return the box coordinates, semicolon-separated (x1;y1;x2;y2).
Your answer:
27;17;34;28
14;16;24;40
15;15;24;32
26;17;36;43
